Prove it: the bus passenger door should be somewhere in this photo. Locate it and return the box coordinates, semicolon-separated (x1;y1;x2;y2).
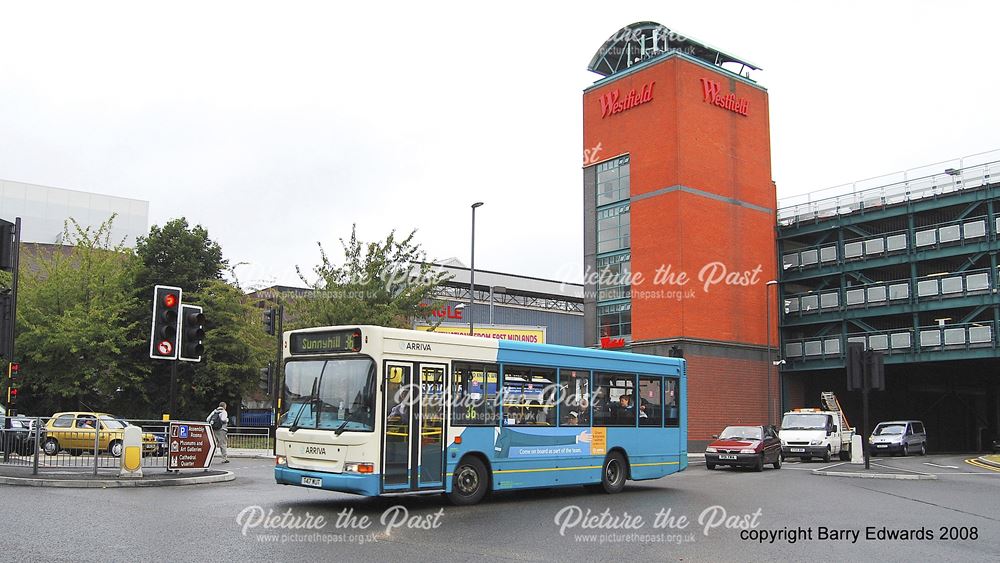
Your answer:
381;362;447;492
382;363;413;491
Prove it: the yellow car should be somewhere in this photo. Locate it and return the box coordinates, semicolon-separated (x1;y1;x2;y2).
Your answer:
43;412;157;457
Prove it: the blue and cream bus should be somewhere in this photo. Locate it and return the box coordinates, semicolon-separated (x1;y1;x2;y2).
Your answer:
274;325;686;504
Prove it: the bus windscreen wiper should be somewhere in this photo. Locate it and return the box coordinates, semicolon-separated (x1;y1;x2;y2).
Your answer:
334;407;370;436
288;377;319;433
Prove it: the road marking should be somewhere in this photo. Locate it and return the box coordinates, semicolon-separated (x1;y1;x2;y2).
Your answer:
923;462;958;469
965;458;1000;473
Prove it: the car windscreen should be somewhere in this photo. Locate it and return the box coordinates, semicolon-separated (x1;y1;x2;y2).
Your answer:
873;424;905;435
281;357;376;432
781;413;829;430
99;416;126;430
719;426;762;440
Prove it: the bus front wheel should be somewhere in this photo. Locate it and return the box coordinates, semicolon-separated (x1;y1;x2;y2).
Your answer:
599;452;627;494
447;456;488;506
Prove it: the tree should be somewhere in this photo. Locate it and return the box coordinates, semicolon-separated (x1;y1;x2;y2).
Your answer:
134;218;226;294
289;225;448;329
15;217;143;414
179;279;271;417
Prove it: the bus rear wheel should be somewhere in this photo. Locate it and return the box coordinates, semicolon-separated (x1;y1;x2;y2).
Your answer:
599;452;627;494
447;456;488;506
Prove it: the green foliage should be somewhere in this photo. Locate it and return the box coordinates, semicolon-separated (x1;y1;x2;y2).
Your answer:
134;218;226;294
15;217;144;414
181;279;271;416
289;225;448;329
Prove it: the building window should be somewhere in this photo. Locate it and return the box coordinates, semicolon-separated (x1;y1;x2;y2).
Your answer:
597;252;631;301
596;156;630;206
597;204;631;254
598;302;631;338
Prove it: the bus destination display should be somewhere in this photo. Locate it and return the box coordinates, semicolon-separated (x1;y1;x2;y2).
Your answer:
290;330;360;354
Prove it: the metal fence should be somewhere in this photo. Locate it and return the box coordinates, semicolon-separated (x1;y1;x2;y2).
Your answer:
0;416;272;475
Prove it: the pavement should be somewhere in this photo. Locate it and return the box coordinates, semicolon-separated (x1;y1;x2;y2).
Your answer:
0;449;270;487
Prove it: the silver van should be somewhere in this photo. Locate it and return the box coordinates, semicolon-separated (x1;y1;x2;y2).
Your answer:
869;420;927;456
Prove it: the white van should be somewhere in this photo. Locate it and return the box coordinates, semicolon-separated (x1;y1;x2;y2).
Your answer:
869;420;927;456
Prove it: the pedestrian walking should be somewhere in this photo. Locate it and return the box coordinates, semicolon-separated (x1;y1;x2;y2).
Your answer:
207;401;230;463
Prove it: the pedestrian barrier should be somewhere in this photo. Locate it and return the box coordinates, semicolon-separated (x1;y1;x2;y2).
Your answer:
0;416;270;475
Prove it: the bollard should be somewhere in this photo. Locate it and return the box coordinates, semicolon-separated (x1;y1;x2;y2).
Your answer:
851;434;864;464
119;425;144;478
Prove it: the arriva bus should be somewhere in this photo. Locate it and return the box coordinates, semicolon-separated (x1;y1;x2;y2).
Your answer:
274;325;687;505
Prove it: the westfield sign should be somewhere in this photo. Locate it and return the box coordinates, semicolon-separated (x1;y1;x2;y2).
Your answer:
699;78;749;116
599;81;655;118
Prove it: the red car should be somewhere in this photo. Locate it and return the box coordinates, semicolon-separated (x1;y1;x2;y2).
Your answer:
705;425;782;471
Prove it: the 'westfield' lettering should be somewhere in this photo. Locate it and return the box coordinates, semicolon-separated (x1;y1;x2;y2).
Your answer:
699;78;749;116
600;81;655;118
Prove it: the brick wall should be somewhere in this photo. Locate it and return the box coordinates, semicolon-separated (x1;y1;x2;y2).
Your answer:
685;353;778;442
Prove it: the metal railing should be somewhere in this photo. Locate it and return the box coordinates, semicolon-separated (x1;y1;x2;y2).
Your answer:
0;417;270;475
783;268;994;319
783;321;996;363
777;150;1000;226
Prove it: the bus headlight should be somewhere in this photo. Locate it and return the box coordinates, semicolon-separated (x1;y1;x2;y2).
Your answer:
276;455;287;466
345;462;375;474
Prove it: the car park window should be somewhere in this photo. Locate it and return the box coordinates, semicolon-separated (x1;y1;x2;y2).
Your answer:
52;414;74;428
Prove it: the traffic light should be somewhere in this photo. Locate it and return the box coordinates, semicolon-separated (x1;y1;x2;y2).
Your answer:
259;362;273;393
866;349;885;391
263;308;276;335
179;304;206;362
846;342;865;391
149;285;182;360
7;361;19;405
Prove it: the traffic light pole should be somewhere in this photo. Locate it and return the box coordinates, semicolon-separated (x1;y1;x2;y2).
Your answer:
169;360;178;419
862;383;870;470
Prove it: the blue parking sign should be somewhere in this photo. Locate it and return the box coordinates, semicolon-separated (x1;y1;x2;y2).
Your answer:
179;425;189;438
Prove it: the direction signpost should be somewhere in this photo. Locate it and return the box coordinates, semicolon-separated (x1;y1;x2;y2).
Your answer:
167;422;217;471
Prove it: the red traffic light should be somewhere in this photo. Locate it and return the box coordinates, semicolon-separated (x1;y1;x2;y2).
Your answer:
163;293;178;308
10;362;19;373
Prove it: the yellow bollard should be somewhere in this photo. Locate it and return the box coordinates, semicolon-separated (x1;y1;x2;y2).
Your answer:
119;425;144;479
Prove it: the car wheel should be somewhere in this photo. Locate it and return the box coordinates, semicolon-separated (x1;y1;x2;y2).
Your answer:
839;449;851;461
754;454;764;472
919;443;926;456
447;456;488;506
109;440;123;458
901;444;909;457
599;452;627;494
43;438;60;456
773;455;782;470
706;462;715;470
822;448;831;463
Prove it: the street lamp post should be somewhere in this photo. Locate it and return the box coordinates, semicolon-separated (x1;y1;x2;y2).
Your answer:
765;280;779;425
469;202;484;336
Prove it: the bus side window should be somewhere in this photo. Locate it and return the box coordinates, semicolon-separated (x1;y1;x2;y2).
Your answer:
664;379;680;427
452;362;498;426
638;376;662;427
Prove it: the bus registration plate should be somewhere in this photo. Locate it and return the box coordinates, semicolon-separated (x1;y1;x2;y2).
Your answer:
301;477;323;488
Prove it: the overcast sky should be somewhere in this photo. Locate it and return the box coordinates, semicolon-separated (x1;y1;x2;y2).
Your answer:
1;1;997;289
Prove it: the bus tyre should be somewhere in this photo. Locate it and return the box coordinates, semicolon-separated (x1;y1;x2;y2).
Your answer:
599;452;627;494
447;457;488;506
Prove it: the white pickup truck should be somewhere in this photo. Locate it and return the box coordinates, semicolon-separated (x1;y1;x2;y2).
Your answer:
779;405;854;462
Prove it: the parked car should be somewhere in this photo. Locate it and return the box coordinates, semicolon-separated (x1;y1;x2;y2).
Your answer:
43;412;157;457
869;420;927;456
1;416;45;456
705;425;783;471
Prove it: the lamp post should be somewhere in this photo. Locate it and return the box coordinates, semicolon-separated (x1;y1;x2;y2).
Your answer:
765;280;779;425
469;202;484;336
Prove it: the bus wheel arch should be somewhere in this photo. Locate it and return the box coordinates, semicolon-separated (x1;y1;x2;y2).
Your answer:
608;447;632;479
446;453;491;506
